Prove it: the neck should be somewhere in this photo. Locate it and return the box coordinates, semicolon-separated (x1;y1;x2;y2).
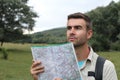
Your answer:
75;44;90;61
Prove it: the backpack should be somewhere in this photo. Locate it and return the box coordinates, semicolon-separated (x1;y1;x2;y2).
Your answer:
88;56;106;80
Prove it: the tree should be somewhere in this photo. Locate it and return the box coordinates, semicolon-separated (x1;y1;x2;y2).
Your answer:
87;1;120;51
0;0;38;46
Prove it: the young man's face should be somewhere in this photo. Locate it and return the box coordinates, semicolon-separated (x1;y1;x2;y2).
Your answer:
66;18;92;47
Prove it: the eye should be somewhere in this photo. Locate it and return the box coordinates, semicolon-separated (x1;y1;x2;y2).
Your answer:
74;26;82;30
67;26;72;30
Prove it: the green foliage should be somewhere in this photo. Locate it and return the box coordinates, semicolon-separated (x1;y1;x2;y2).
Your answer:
0;43;33;80
0;43;120;80
0;47;8;60
0;0;38;45
111;41;120;51
1;1;120;51
87;1;120;51
31;27;67;44
29;1;120;51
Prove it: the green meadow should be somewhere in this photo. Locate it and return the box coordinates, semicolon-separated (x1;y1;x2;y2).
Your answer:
0;43;120;80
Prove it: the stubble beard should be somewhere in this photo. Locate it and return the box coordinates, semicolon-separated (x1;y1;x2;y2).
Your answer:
72;37;87;49
67;34;87;48
73;41;86;48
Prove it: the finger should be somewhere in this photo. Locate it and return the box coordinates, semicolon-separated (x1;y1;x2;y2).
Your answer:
31;61;41;68
32;65;44;71
31;66;45;75
31;69;45;75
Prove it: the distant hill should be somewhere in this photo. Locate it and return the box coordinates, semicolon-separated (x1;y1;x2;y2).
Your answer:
31;27;67;43
14;1;120;51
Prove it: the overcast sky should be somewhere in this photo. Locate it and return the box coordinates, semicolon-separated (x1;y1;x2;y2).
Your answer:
27;0;119;33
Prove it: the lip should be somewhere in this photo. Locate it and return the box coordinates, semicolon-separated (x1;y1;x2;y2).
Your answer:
69;37;76;41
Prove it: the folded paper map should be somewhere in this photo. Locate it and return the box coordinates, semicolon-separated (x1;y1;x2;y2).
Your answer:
31;43;80;80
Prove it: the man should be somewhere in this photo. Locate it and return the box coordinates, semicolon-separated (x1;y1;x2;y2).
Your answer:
30;12;118;80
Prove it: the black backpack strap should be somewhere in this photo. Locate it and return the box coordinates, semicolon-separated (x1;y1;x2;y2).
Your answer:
95;56;106;80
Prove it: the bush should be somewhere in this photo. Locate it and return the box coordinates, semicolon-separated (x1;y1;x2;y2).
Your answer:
111;41;120;51
1;48;8;60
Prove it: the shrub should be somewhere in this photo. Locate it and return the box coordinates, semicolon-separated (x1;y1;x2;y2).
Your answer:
111;41;120;51
1;48;8;60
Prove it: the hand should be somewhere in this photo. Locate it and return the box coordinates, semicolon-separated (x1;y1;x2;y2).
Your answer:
54;78;62;80
30;61;44;80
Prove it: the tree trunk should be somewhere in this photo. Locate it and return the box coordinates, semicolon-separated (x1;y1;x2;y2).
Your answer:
1;40;4;46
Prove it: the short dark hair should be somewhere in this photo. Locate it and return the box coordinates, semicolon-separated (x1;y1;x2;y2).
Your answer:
68;12;92;30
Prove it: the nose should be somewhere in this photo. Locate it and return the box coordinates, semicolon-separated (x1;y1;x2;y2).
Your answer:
70;27;76;34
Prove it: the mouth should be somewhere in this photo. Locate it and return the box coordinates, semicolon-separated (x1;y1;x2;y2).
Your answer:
68;37;76;42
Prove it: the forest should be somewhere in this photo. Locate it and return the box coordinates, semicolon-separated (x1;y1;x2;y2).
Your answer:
0;1;120;51
29;1;120;51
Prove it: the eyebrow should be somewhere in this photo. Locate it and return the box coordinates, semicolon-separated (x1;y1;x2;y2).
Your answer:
67;25;83;30
67;25;82;28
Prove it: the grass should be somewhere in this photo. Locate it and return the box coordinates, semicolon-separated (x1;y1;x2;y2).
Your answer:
0;43;120;80
0;43;35;80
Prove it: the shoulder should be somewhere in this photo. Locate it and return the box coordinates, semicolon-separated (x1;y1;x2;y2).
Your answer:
103;60;116;73
104;60;115;69
103;60;118;80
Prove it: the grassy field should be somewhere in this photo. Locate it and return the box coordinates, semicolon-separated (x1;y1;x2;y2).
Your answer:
0;43;120;80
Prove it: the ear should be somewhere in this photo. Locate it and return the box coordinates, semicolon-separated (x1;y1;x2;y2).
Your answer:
87;29;93;39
